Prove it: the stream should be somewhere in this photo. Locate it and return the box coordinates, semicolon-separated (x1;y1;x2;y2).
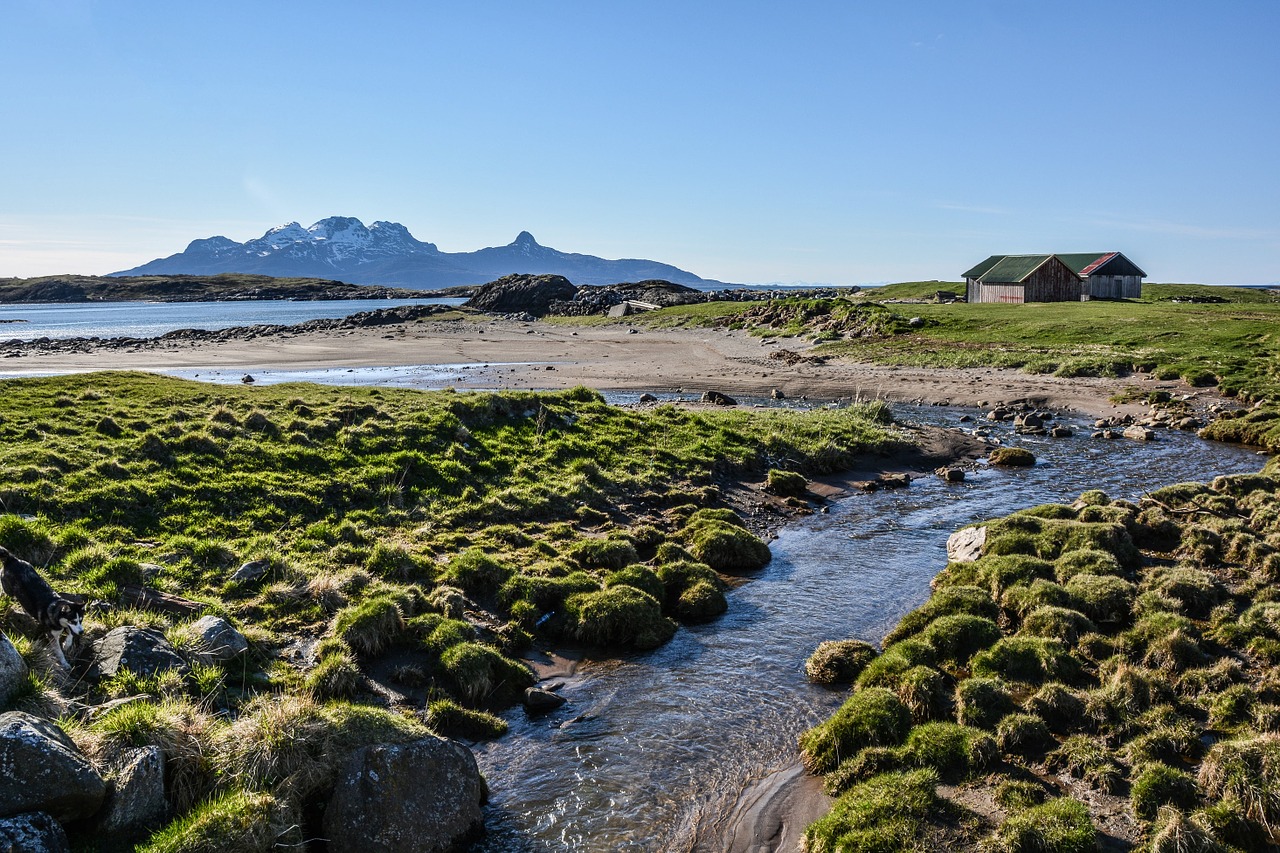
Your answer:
469;406;1267;852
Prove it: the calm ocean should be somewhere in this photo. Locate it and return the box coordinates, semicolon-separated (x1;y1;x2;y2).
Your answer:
0;298;466;342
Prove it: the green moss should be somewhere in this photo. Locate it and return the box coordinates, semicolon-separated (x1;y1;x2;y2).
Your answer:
893;665;951;723
603;564;665;603
1025;683;1085;733
674;578;727;623
806;640;879;685
1131;762;1199;821
803;769;943;853
917;614;1002;666
439;641;535;707
426;698;508;740
766;468;808;496
438;548;513;597
1053;547;1123;582
331;594;405;656
1198;735;1280;833
680;511;771;573
800;688;912;774
1018;605;1096;644
991;797;1096;853
970;636;1080;685
567;536;639;571
883;585;999;646
989;447;1036;467
563;585;677;649
855;639;937;688
993;780;1048;812
137;788;286;853
996;713;1054;756
1001;580;1075;619
1065;573;1136;624
901;721;996;780
954;678;1015;730
1047;734;1124;793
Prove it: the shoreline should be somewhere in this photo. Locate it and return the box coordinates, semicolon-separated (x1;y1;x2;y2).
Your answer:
0;313;1212;422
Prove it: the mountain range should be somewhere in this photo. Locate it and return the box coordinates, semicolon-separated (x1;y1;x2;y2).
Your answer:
112;217;726;290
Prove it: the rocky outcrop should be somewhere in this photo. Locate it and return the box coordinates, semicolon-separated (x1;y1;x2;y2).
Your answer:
0;633;29;706
701;391;737;406
93;627;189;679
464;274;577;317
94;746;167;839
0;812;69;853
0;712;106;822
184;616;249;664
947;526;987;563
523;687;567;714
323;736;486;853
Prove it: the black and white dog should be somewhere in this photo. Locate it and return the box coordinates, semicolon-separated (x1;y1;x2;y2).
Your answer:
0;546;85;668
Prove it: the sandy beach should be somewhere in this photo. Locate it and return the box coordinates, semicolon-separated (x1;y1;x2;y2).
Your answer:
0;313;1192;421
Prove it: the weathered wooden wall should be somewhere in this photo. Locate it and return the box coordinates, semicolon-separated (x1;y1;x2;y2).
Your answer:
1087;275;1142;299
970;283;1027;303
1024;259;1086;302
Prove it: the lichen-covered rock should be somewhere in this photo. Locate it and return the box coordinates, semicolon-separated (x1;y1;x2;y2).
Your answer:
0;633;29;706
323;736;485;853
946;526;987;563
0;812;69;853
95;746;167;838
0;712;106;822
93;627;189;679
185;615;249;664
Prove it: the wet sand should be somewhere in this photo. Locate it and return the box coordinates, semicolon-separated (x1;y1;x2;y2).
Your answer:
0;314;1187;420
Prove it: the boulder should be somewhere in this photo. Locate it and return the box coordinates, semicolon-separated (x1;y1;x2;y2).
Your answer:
938;467;965;483
0;633;29;706
877;473;911;489
1013;413;1044;429
0;812;69;853
701;391;737;406
638;393;658;403
93;627;189;679
1122;425;1157;441
464;274;578;317
1050;427;1074;438
523;687;567;714
323;737;486;853
95;746;167;839
0;712;106;822
946;526;987;563
186;615;249;664
230;559;271;586
770;388;785;400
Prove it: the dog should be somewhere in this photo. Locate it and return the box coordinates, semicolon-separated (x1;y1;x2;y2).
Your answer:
0;546;84;668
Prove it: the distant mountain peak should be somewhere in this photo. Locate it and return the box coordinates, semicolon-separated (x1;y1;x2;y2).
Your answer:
112;217;726;290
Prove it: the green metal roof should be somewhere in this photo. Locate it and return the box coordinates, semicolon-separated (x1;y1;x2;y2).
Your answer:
961;255;1006;279
976;254;1055;283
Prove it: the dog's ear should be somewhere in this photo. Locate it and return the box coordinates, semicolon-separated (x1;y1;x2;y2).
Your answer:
0;545;10;561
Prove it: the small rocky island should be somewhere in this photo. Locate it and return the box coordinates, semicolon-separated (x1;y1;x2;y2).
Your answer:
0;273;432;303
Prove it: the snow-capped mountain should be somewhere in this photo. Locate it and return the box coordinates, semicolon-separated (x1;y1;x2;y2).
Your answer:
113;217;722;289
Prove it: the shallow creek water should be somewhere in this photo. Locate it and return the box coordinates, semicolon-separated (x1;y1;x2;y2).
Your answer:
469;406;1267;852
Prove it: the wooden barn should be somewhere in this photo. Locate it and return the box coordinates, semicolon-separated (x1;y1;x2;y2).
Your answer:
1058;252;1147;299
963;251;1146;303
962;254;1086;304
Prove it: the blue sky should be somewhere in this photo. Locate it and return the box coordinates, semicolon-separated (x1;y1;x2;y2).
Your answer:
1;1;1276;284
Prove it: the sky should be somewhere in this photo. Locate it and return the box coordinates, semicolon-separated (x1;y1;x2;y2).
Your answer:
0;1;1276;285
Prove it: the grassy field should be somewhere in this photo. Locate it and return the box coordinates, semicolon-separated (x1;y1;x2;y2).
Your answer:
0;372;902;850
625;284;1280;448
